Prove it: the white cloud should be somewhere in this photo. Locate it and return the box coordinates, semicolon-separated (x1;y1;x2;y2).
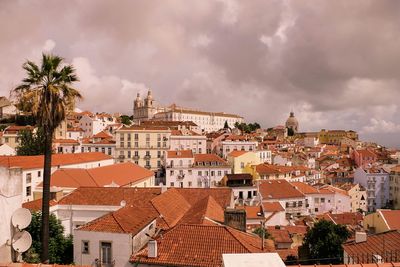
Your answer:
218;0;239;25
42;39;56;52
361;118;400;134
191;34;212;48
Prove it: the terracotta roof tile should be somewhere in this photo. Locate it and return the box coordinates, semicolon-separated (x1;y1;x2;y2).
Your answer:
166;150;193;158
379;210;400;230
228;150;248;157
291;182;320;194
259;179;305;200
150;188;191;228
194;154;227;164
180;196;224;225
92;131;112;139
0;152;112;170
78;205;157;234
131;224;273;267
262;202;285;212
237;205;264;219
267;227;293;243
343;230;400;261
22;198;57;212
175;188;233;209
47;162;154;188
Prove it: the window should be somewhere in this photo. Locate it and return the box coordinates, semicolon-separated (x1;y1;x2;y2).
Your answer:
82;241;89;254
134;133;139;140
188;170;192;175
198;171;202;176
321;198;325;203
188;181;192;187
170;182;174;187
240;162;245;168
26;186;31;196
26;173;32;184
211;171;215;176
100;242;112;265
217;171;221;176
157;161;161;167
127;151;131;158
108;148;112;155
37;171;41;177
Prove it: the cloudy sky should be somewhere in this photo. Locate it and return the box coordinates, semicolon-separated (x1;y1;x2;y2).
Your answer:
1;0;399;147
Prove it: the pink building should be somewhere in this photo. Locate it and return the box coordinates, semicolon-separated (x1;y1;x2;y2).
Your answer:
353;149;377;168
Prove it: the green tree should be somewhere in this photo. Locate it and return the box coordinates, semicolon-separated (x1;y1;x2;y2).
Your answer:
23;211;73;264
301;220;350;264
120;115;132;125
223;120;229;129
287;127;295;136
252;227;271;239
16;128;46;155
13;54;82;263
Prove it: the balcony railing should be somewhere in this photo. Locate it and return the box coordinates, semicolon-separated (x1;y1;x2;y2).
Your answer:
177;174;185;180
144;155;151;160
133;155;140;160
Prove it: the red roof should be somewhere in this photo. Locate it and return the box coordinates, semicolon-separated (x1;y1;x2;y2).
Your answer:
194;154;227;164
291;182;319;194
46;162;154;188
92;130;112;139
166;150;193;158
0;152;112;170
150;188;191;228
259;179;305;200
343;231;400;261
237;205;264;219
77;205;157;234
22;198;57;211
267;227;293;243
180;196;224;225
228;150;248;157
262;202;285;212
131;224;274;266
379;210;400;230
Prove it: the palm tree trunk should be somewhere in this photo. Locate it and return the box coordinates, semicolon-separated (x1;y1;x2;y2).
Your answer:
40;131;53;263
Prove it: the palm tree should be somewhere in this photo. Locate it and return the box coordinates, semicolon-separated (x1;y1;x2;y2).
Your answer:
13;54;82;263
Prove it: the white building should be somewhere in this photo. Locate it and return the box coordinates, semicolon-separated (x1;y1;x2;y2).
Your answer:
354;166;390;212
133;90;244;132
0;143;16;156
169;129;207;154
165;150;231;188
74;206;156;267
256;149;272;164
79;113;117;138
0;153;114;202
218;136;258;159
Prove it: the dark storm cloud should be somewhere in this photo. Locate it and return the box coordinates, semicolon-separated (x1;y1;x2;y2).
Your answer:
0;0;399;147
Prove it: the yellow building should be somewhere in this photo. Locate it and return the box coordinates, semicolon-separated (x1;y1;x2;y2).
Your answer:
227;150;261;174
115;125;171;171
338;183;367;212
1;125;34;149
54;120;67;139
318;129;358;145
363;209;400;234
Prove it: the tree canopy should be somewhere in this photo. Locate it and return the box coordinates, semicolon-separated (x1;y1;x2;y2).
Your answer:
120;115;132;125
300;220;350;264
16;128;46;155
234;122;261;133
23;211;73;264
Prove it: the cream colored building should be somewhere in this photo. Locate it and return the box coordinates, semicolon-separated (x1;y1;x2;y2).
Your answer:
227;151;261;174
1;125;34;149
346;183;367;213
115;125;171;171
363;209;400;234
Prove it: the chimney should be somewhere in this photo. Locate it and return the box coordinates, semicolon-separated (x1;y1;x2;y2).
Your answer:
161;186;167;194
355;231;367;243
148;240;157;258
224;209;246;232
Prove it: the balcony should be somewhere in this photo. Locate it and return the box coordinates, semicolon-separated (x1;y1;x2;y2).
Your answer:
118;155;125;159
145;165;151;169
144;155;151;160
177;174;185;180
133;155;140;160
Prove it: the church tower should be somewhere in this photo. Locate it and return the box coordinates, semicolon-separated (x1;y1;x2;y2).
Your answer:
285;111;299;133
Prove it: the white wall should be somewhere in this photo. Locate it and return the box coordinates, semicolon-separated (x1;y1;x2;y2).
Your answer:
0;167;23;262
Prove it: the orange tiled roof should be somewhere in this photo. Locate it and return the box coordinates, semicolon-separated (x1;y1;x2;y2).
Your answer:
379;210;400;230
194;154;227;164
131;224;273;267
92;131;112;139
258;179;305;200
237;205;263;219
175;188;233;209
167;150;193;158
256;164;292;175
228;150;248;157
262;202;285;212
291;182;319;194
45;162;154;188
22;198;57;212
0;152;112;170
343;230;400;259
180;196;224;225
77;205;157;234
267;227;293;243
150;188;191;228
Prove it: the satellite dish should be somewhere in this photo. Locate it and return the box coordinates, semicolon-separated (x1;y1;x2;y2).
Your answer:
120;200;126;207
11;208;32;230
12;230;32;253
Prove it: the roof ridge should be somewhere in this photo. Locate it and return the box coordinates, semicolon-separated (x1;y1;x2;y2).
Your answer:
85;169;100;186
111;208;129;233
224;226;261;252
